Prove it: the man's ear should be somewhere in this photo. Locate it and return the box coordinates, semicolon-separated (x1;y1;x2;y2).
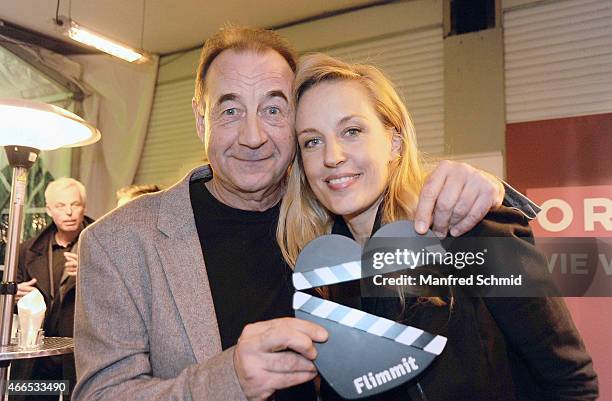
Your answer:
192;98;206;143
391;128;403;158
45;205;52;218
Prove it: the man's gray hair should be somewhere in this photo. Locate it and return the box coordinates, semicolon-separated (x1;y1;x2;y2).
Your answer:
45;177;87;205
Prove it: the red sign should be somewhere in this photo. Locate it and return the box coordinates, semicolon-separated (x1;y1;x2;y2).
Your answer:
526;185;612;237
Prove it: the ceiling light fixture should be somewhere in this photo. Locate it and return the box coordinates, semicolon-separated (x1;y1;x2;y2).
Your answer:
65;19;145;62
55;16;148;63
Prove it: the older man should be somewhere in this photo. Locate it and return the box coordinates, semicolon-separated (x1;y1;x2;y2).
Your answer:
73;27;537;401
14;177;93;400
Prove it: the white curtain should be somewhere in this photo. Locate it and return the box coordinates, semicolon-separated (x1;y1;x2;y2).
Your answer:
68;54;159;217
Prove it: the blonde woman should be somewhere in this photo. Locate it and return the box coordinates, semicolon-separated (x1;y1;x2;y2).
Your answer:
277;53;597;401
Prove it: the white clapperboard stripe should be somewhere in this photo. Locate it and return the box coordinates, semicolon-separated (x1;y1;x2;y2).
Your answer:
292;244;446;291
293;261;361;291
293;292;446;356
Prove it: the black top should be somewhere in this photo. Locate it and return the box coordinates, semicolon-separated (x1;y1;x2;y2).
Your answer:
321;209;598;401
51;238;69;295
50;235;76;297
189;177;316;401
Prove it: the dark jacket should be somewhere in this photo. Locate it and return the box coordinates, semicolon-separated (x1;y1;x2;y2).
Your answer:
16;216;94;337
10;217;94;400
323;207;598;401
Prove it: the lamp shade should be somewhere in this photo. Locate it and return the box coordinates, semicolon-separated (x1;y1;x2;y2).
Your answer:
0;98;100;150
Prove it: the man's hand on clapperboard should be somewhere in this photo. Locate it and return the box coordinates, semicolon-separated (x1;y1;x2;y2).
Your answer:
234;317;329;401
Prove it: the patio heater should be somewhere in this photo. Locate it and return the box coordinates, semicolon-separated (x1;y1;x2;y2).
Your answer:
0;98;100;395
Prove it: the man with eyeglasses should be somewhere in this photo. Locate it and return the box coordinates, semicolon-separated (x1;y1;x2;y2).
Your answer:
12;177;93;400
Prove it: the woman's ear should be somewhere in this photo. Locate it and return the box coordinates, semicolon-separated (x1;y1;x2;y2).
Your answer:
391;128;402;158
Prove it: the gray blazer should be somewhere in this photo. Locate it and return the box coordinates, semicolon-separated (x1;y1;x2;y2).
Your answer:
73;165;248;401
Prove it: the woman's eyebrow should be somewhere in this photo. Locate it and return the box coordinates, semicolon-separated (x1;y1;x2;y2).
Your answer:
336;114;365;127
297;127;319;137
297;114;367;136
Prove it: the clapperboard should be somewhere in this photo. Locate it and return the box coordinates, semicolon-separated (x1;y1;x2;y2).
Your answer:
292;221;448;399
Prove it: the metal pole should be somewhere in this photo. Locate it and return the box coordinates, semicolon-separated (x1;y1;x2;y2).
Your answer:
0;166;28;394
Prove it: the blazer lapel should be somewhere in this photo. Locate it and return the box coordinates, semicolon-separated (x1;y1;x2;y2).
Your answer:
155;166;222;363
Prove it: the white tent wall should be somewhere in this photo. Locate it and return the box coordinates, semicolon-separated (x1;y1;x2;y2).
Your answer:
70;54;159;217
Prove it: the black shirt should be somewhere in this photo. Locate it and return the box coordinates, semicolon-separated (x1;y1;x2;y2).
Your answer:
189;177;316;401
50;236;72;297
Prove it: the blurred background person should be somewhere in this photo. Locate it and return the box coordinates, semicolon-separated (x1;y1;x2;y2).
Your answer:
12;177;94;401
115;184;162;207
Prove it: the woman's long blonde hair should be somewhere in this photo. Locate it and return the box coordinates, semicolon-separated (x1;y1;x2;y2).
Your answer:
277;53;428;267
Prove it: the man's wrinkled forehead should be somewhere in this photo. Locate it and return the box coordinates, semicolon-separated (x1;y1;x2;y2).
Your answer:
205;49;294;100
